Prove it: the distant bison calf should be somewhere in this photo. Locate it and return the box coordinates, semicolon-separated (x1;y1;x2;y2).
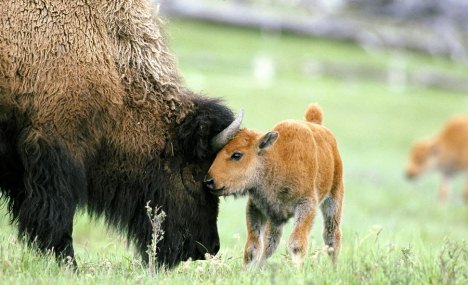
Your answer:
205;104;344;268
406;115;468;203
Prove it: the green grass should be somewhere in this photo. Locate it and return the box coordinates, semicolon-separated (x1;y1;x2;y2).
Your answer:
1;19;468;284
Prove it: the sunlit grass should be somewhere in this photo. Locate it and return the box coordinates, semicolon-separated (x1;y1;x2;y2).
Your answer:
0;19;467;284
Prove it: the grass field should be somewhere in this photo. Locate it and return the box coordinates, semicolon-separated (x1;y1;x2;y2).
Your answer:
1;19;468;284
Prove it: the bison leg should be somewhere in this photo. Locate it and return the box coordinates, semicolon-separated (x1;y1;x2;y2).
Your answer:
17;128;85;265
259;220;283;266
288;198;316;268
243;197;266;268
320;187;343;264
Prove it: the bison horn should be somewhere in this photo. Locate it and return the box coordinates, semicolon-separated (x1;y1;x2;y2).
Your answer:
211;109;244;151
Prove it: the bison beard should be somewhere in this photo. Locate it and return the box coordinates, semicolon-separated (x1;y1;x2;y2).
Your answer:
85;98;233;266
0;1;238;268
0;96;233;267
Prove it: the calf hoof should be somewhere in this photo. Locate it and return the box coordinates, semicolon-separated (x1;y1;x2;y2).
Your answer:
289;245;306;269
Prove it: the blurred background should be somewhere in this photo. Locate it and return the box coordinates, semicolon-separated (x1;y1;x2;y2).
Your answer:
1;0;467;279
156;0;468;257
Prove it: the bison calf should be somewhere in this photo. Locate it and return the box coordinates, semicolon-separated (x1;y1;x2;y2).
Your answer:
205;104;344;268
406;115;468;203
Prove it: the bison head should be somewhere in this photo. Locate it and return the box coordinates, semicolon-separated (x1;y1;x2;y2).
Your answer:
160;96;243;265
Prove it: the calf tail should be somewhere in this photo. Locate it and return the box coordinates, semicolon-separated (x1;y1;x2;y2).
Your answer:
305;103;323;124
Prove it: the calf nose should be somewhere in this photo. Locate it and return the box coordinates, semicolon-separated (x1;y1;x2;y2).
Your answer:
405;171;415;180
204;175;214;189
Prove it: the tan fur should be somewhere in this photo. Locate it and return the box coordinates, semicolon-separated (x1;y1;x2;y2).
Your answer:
304;103;323;124
0;0;193;161
207;104;344;268
406;115;468;203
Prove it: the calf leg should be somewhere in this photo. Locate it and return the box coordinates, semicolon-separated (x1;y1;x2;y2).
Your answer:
320;186;343;264
288;198;316;268
259;221;283;266
244;198;266;267
464;172;468;204
439;174;451;203
16;128;86;264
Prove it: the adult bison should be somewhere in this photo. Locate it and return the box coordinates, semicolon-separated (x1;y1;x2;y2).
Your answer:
0;0;240;267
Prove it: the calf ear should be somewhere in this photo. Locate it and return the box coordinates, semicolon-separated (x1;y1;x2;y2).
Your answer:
258;131;279;153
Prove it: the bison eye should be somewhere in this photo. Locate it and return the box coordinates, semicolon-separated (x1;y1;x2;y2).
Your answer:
231;152;243;161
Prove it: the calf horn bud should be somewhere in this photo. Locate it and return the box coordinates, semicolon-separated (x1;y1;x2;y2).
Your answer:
211;109;244;152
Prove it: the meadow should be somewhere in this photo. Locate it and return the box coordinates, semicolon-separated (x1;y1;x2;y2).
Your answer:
0;19;467;284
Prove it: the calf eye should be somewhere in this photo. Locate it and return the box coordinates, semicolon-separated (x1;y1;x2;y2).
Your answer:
231;152;243;161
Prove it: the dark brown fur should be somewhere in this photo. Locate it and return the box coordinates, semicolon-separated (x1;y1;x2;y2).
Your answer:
0;0;234;268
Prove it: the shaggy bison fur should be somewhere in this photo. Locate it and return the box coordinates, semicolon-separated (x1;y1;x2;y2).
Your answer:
0;0;239;267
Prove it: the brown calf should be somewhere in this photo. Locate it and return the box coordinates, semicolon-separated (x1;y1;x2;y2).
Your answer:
205;104;344;268
406;115;468;203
